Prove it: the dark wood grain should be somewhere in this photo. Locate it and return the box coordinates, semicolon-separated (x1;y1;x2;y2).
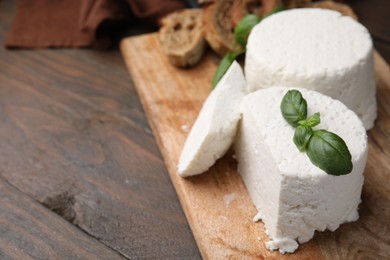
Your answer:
0;0;200;259
0;179;124;260
348;0;390;64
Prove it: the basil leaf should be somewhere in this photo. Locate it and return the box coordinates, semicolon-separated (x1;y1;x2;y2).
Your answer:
212;50;244;89
234;14;261;47
280;89;307;127
299;112;320;127
306;130;353;176
294;125;313;151
212;6;283;88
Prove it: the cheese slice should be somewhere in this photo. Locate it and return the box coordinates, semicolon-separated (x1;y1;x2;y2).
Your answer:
245;8;376;130
235;87;367;253
178;61;246;177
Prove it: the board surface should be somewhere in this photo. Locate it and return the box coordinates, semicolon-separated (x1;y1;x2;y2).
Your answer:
120;33;390;259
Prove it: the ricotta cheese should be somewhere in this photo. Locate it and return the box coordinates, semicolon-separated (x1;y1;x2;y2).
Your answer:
178;61;246;177
235;87;367;253
245;8;377;130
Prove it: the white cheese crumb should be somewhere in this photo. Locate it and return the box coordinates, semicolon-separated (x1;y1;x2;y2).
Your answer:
223;193;237;207
266;238;298;254
180;124;189;132
219;216;228;221
253;212;262;222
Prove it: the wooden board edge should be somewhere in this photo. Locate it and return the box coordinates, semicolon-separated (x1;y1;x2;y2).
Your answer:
119;33;390;259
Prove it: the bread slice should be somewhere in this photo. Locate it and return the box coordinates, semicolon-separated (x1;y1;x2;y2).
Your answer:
231;0;263;27
282;0;312;9
311;1;358;20
203;0;243;56
159;9;206;67
203;0;290;56
198;0;214;4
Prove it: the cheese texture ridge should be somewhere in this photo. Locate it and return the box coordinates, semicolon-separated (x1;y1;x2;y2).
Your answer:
245;8;376;130
235;87;367;253
178;61;246;177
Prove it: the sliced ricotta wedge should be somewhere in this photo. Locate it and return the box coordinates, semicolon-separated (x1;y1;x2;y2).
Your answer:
245;8;377;130
178;61;246;177
235;87;367;253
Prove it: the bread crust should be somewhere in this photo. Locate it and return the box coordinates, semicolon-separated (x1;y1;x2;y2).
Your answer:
203;0;291;56
311;1;358;20
161;0;356;64
203;0;242;56
159;9;206;67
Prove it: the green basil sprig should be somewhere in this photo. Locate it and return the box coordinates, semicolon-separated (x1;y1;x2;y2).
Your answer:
299;112;320;127
234;14;262;47
212;6;284;88
212;50;244;89
281;90;353;176
280;89;307;127
294;125;313;152
307;130;353;175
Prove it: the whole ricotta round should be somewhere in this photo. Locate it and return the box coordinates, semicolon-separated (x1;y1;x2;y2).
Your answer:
235;87;368;253
245;8;376;130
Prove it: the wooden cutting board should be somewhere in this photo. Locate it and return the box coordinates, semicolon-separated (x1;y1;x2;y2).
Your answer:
120;33;390;259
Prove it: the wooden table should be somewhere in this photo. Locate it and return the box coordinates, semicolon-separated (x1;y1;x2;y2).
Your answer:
0;0;389;259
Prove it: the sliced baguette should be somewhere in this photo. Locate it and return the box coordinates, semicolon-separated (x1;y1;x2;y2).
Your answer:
311;1;358;20
231;0;263;28
203;0;291;56
203;0;243;56
159;9;206;67
198;0;214;4
282;0;312;9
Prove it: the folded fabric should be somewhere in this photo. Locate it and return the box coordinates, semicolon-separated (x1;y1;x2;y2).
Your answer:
5;0;186;49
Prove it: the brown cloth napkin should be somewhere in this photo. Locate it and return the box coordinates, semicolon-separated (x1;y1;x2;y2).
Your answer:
5;0;186;49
